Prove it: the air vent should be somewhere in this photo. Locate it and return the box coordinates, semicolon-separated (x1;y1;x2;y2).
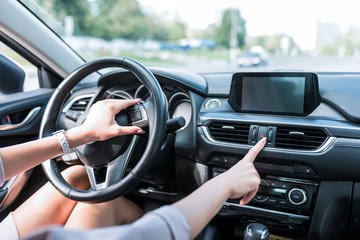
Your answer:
208;121;250;144
275;126;327;150
69;97;92;112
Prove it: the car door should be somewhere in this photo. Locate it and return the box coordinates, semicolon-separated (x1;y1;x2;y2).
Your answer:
0;38;61;217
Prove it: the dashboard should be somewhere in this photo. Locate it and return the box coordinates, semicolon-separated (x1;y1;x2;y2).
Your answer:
59;68;360;240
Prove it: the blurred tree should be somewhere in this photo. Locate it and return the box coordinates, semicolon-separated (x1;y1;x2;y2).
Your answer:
87;0;148;40
32;0;186;41
34;0;91;36
147;16;186;41
342;31;360;55
214;8;246;49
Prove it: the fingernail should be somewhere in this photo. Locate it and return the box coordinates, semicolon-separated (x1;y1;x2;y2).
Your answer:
137;129;145;134
260;137;267;143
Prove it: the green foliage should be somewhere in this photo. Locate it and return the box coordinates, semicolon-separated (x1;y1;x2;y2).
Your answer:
31;0;186;41
214;8;246;49
317;44;338;56
34;0;91;36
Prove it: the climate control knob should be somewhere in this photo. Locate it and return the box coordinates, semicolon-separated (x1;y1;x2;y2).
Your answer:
288;188;307;205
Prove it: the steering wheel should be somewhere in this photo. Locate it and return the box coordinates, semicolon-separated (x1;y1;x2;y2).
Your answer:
40;57;167;203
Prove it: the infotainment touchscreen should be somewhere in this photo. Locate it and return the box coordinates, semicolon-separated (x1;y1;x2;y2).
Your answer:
228;72;320;116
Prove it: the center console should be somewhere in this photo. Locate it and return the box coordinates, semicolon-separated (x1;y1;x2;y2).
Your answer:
211;165;318;239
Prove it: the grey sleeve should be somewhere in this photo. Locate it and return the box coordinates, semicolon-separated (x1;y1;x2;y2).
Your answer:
24;205;190;240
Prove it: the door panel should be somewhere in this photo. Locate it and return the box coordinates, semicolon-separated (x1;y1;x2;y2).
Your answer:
0;88;54;146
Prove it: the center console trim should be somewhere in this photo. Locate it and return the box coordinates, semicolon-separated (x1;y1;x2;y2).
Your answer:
223;202;310;220
201;126;335;154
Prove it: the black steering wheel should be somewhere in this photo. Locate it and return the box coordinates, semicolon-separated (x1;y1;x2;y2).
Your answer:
40;57;167;203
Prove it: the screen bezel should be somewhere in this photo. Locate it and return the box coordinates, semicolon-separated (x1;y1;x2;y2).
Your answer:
228;72;320;116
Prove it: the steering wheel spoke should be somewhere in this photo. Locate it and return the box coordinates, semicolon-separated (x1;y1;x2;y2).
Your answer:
85;135;140;190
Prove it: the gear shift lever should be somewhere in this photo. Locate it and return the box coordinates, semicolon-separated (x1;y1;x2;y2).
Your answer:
244;223;269;240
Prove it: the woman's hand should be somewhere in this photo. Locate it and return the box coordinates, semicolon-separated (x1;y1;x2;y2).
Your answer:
67;99;144;146
216;137;266;205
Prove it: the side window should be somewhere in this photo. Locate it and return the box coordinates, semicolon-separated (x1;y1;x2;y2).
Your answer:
0;41;40;95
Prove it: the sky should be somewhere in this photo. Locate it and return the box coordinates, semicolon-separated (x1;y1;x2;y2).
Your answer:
138;0;360;51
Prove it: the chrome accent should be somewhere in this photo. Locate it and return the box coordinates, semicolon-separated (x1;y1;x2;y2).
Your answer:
0;106;41;131
129;106;149;128
223;202;310;220
106;90;133;100
288;188;308;205
205;99;221;110
168;92;190;108
137;187;178;196
62;94;94;113
276;177;318;186
86;135;139;190
1;171;31;208
201;126;336;154
193;163;208;186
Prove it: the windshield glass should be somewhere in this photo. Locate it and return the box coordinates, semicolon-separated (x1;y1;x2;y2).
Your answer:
19;0;360;73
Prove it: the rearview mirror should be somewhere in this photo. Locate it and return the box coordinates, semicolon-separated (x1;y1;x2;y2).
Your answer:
0;54;25;95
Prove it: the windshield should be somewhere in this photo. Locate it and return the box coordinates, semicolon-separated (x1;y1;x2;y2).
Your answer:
19;0;360;73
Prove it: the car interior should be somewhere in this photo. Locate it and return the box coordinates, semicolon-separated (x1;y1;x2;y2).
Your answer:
1;0;360;239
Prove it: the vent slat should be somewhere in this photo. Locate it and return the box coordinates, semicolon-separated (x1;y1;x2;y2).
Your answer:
208;121;250;145
69;97;91;112
275;127;327;150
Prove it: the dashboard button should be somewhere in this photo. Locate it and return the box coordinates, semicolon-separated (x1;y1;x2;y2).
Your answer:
260;179;269;186
254;195;268;202
266;197;277;205
279;182;292;189
249;125;259;144
295;165;316;175
257;126;268;142
278;199;287;205
223;157;237;164
267;180;279;188
288;188;307;205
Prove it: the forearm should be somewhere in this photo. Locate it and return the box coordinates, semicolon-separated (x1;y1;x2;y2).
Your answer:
172;177;231;239
0;127;90;181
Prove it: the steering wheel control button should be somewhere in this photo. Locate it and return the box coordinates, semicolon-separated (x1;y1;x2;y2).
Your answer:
127;104;149;128
129;111;142;122
65;110;82;121
288;188;307;205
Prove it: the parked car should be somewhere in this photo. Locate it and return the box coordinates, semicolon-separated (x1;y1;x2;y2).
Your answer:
237;51;268;67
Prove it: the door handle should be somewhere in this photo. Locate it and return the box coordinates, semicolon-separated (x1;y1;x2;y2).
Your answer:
0;106;41;131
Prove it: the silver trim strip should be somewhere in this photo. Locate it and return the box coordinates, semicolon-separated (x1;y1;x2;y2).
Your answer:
137;187;178;196
201;126;336;154
86;135;139;190
62;94;94;113
223;202;310;220
0;106;41;131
